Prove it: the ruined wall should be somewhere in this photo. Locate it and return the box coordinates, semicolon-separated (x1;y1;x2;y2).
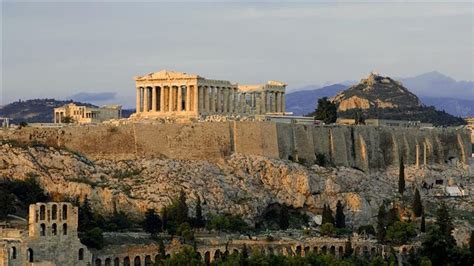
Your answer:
0;122;470;170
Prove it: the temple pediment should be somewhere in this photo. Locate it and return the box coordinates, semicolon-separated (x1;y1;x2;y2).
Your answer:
135;70;200;81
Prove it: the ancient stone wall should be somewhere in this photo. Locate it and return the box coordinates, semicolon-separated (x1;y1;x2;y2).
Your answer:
0;122;470;171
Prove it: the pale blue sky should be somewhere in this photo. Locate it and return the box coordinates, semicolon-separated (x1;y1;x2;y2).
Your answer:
2;1;473;107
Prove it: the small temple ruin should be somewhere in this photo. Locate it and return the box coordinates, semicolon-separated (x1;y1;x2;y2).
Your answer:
133;70;287;118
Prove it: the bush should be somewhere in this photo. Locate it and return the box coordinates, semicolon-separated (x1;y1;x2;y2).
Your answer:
206;214;249;233
386;221;417;244
6;177;49;206
320;223;335;236
357;225;376;236
0;189;16;218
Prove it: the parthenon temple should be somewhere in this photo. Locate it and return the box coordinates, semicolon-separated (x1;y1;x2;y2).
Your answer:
134;70;287;118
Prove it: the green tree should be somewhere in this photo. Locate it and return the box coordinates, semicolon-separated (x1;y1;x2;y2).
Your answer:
62;116;74;124
0;190;15;219
279;205;289;230
386;206;400;227
320;223;335;236
8;177;49;206
413;188;423;217
194;196;204;228
176;222;194;244
421;213;426;233
398;156;405;195
386;221;417;244
162;246;202;266
312;97;338;124
435;202;454;240
357;225;376;236
321;204;335;225
80;227;104;249
177;190;189;225
143;208;162;236
159;238;166;258
161;206;168;231
335;200;346;228
376;204;387;242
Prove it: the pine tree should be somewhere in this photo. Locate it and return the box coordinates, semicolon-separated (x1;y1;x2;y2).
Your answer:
413;188;423;217
435;202;454;239
143;208;162;236
195;196;204;228
398;156;405;195
322;204;335;225
279;205;290;230
313;97;338;124
376;204;387;242
386;206;400;227
335;200;346;228
420;213;426;233
176;190;189;224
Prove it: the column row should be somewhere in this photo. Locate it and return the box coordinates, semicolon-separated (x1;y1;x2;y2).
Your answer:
136;85;198;113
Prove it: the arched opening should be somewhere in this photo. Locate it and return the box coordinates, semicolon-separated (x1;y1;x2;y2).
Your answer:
27;248;34;262
295;246;302;256
62;204;68;220
134;256;141;266
145;255;152;266
223;250;229;259
63;223;68;235
232;249;239;254
40;205;46;220
40;223;46;236
313;246;318;254
105;258;111;266
52;204;57;220
114;258;120;266
304;246;310;256
154;255;160;264
95;258;101;266
402;247;408;255
321;246;327;254
123;257;130;266
78;248;84;260
330;246;336;255
371;247;376;255
338;246;344;256
214;249;221;260
363;246;369;257
355;246;361;256
52;223;57;235
205;251;211;265
196;252;202;261
268;247;274;255
10;247;16;259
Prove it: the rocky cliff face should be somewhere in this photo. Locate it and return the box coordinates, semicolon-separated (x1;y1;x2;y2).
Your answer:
332;73;422;112
1;143;472;231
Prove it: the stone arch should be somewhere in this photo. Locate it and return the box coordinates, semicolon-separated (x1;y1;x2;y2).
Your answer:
154;255;160;263
295;245;302;256
355;246;361;256
313;246;318;254
27;248;34;262
40;205;46;220
105;258;111;266
370;247;376;255
10;246;16;259
52;204;58;220
40;223;46;236
114;257;120;266
363;246;369;256
196;252;202;261
267;247;274;255
204;251;211;265
62;204;68;220
232;249;239;254
402;247;408;254
78;248;84;260
63;223;68;235
214;249;222;260
145;255;152;266
134;256;141;266
95;258;101;266
338;246;344;256
304;246;310;256
52;223;57;235
223;250;230;258
321;246;327;254
123;256;130;266
330;246;336;255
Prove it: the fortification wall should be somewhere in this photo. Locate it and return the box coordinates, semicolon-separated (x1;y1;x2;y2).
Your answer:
0;122;470;171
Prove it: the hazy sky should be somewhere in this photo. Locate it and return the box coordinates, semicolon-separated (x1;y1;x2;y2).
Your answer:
2;1;473;107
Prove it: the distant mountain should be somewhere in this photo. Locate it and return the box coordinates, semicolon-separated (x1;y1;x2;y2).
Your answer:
399;71;474;100
419;97;474;118
332;73;466;126
285;84;347;115
0;99;134;124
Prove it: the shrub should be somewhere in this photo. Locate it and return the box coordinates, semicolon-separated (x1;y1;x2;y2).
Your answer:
386;221;417;244
320;223;335;236
80;227;104;249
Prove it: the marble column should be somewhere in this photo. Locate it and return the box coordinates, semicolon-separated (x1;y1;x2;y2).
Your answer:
177;86;182;111
256;92;261;114
260;92;266;114
275;92;281;113
223;88;229;113
136;88;141;113
193;85;199;113
281;93;285;113
143;87;149;112
169;86;174;112
159;87;165;112
198;86;204;112
240;93;246;113
216;87;222;113
151;87;157;112
228;88;234;113
185;86;190;112
204;87;209;113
